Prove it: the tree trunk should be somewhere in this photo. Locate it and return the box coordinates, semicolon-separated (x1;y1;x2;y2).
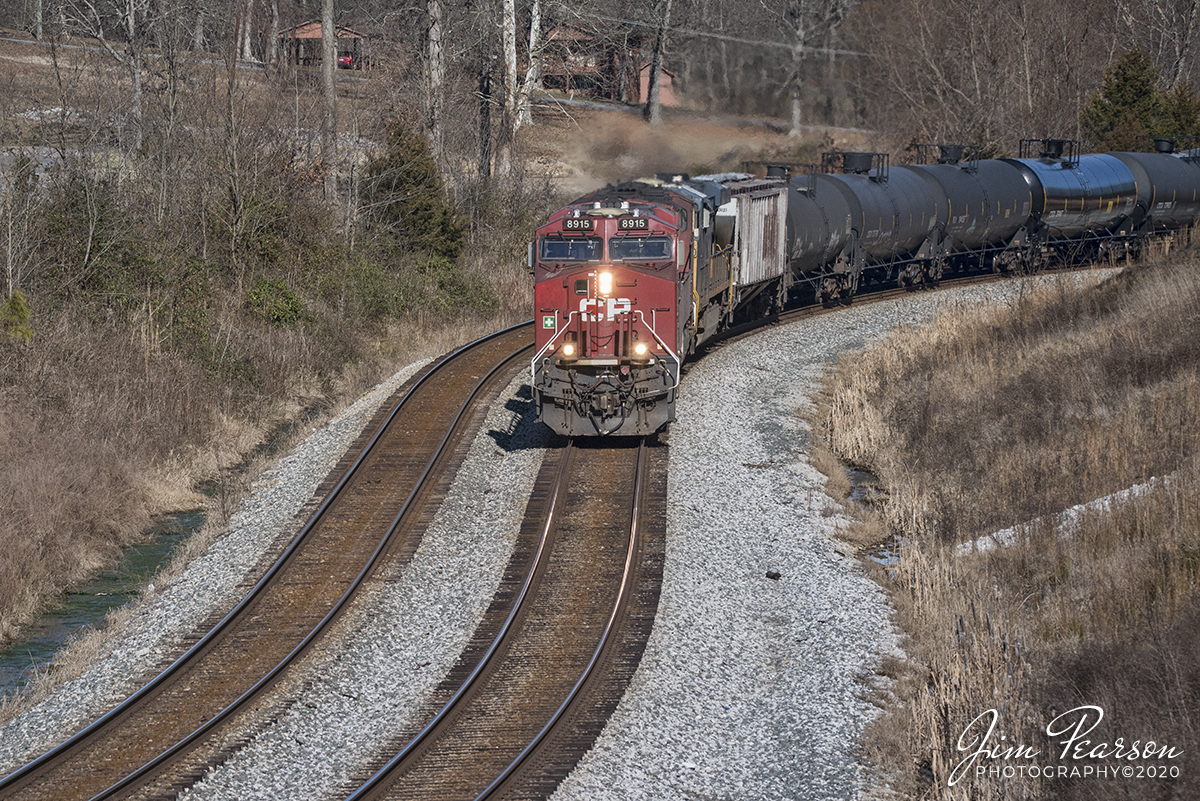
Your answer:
516;0;542;129
789;44;803;137
427;0;445;166
126;0;144;150
644;0;672;126
193;10;205;51
504;0;518;122
321;0;337;204
241;0;255;61
479;67;493;184
267;0;279;64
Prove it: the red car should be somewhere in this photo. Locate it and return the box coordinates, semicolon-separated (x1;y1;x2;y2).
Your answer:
337;51;359;69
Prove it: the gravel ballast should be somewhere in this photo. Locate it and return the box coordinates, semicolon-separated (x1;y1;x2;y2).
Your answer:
0;360;436;772
0;274;1108;798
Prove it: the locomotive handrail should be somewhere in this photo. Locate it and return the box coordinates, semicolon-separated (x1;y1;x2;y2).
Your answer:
528;310;680;392
529;310;579;384
633;310;682;390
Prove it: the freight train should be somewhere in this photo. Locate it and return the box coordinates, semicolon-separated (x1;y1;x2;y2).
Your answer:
530;138;1200;436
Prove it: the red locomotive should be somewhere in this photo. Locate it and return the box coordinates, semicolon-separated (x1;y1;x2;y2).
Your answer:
531;175;791;435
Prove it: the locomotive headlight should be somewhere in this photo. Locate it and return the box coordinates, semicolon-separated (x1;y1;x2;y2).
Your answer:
561;342;576;358
633;342;649;357
597;271;613;296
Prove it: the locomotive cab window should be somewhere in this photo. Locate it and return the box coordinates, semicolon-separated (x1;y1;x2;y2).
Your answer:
539;237;601;261
609;236;674;261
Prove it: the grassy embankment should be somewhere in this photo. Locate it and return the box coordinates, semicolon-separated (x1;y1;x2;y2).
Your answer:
815;255;1200;800
0;38;559;660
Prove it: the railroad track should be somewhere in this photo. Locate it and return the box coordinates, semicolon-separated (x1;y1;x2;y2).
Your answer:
0;324;534;801
692;266;1056;365
346;435;667;801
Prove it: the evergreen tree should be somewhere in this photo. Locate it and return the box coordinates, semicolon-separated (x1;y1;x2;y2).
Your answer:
1161;82;1200;138
1;289;33;342
1080;50;1163;150
362;125;465;260
1080;49;1200;150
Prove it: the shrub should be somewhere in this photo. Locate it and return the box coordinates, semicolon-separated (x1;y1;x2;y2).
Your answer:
246;278;306;325
2;290;33;341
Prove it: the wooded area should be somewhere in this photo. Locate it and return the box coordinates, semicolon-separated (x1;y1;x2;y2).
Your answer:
5;0;1200;189
0;0;1197;636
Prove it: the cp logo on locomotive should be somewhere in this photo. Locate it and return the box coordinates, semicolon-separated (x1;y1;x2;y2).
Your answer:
579;297;632;321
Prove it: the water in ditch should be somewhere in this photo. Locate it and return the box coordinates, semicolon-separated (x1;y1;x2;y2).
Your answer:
0;509;205;700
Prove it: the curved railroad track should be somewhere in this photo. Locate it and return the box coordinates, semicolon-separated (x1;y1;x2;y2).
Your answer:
691;264;1076;369
346;435;667;801
0;264;1083;801
0;324;534;801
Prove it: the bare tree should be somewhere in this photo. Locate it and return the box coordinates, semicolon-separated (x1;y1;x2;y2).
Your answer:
858;0;1108;150
1116;0;1200;88
321;0;337;203
644;0;672;125
61;0;156;149
751;0;854;135
2;152;38;301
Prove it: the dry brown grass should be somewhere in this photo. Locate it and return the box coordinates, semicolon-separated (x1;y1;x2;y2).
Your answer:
814;256;1200;799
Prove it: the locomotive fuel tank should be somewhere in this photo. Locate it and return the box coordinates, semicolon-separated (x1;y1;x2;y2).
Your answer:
1106;150;1200;232
1003;145;1138;238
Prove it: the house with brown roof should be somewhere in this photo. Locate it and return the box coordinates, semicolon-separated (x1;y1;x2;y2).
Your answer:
541;25;674;106
277;21;371;70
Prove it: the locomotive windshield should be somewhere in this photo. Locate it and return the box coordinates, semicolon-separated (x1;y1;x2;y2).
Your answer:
609;236;674;261
539;237;601;261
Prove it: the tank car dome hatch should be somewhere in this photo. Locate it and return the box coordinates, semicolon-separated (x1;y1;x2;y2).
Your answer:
842;152;875;174
1155;138;1177;153
938;145;965;164
1041;139;1067;160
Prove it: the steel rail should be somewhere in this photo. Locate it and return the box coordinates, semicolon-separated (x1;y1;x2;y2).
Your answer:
344;438;575;801
473;438;647;801
87;338;535;800
0;321;533;798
